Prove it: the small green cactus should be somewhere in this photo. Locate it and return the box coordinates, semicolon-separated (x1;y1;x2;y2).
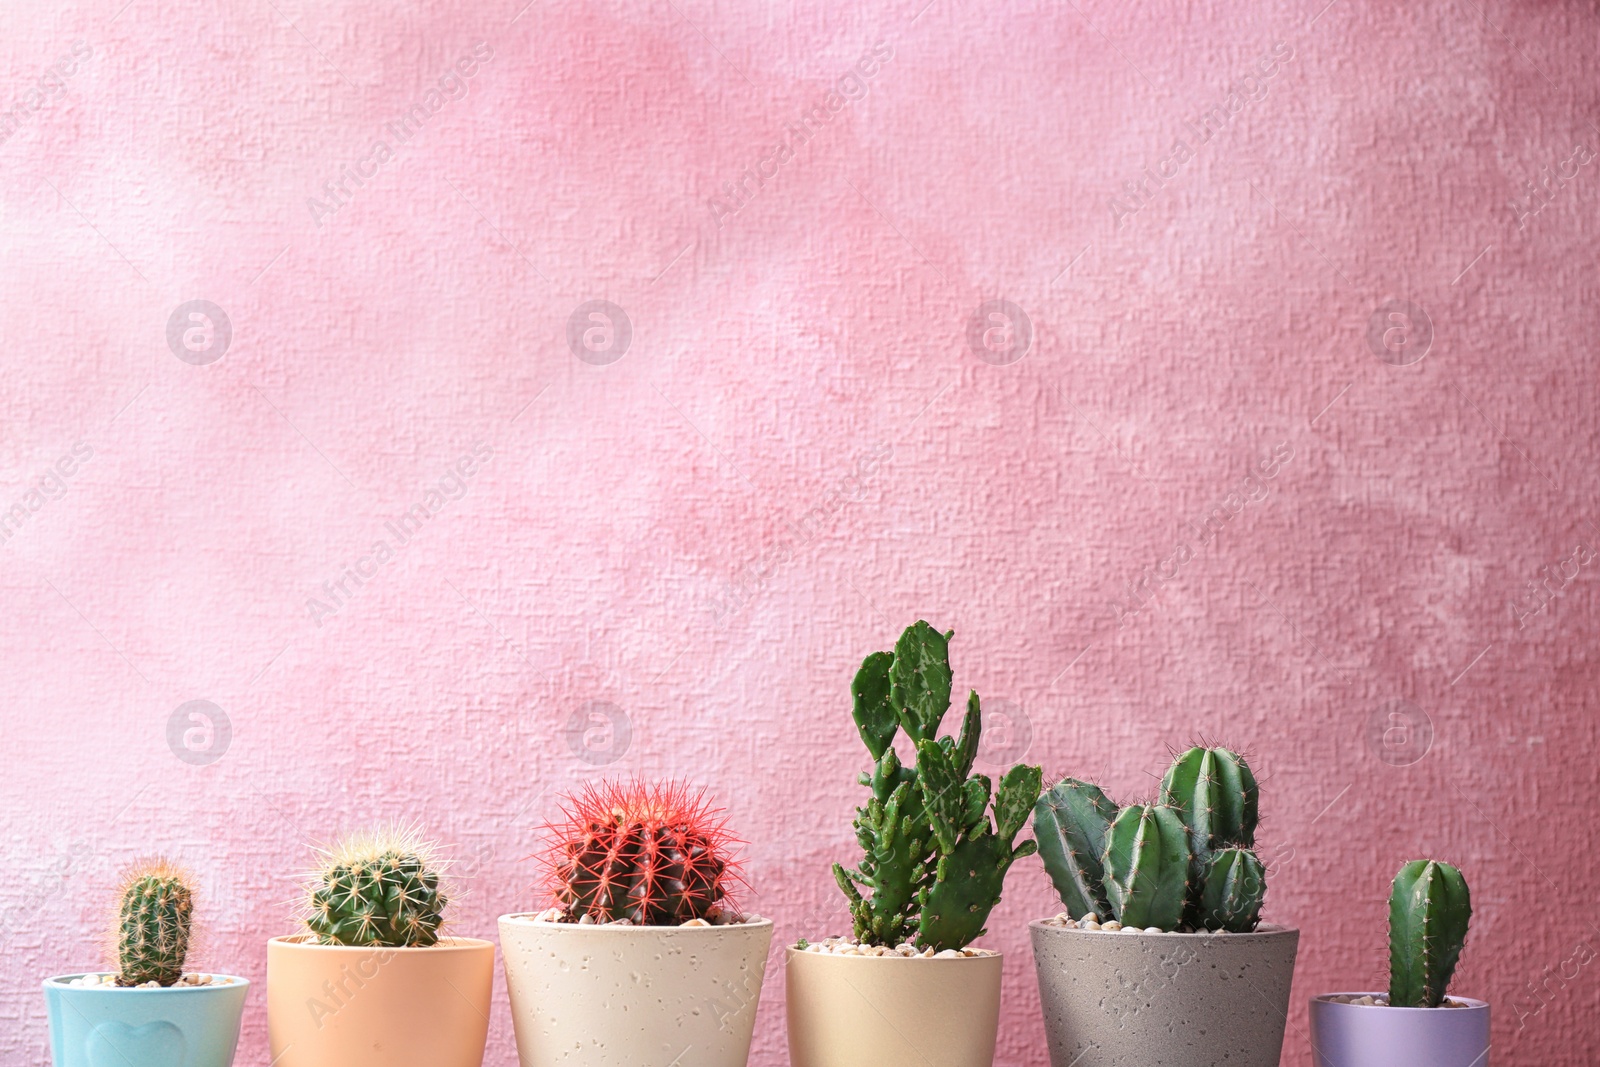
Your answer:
1198;847;1266;932
833;621;1042;951
1036;743;1269;932
303;827;448;948
1160;745;1258;921
1033;778;1118;920
1389;859;1471;1007
916;752;1042;951
113;860;194;987
1101;804;1189;930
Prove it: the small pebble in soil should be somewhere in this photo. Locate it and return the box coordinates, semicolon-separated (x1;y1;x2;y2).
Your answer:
795;936;990;958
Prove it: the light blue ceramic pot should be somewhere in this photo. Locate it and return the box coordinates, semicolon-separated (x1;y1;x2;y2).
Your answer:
43;974;249;1067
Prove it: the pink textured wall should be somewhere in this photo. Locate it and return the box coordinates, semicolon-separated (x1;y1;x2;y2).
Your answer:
3;0;1599;1063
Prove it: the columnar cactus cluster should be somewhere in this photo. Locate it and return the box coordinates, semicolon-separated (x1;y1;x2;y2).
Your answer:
541;780;741;925
114;860;195;986
832;621;1043;952
302;827;449;947
1034;745;1267;933
1388;859;1471;1007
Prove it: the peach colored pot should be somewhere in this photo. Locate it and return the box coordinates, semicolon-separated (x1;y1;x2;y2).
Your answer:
267;935;493;1067
785;947;1003;1067
499;914;774;1067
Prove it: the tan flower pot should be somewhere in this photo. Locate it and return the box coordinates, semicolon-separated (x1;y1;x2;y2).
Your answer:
785;947;1003;1067
498;914;774;1067
266;935;494;1067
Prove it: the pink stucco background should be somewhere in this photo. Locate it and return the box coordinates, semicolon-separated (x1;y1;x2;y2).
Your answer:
4;0;1599;1063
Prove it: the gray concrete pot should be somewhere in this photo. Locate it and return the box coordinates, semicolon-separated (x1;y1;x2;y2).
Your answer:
1309;993;1489;1067
1030;920;1299;1067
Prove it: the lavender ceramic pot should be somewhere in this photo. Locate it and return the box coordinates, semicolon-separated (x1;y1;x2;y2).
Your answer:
1309;994;1489;1067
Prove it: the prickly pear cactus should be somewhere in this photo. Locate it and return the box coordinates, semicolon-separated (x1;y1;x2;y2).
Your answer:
917;754;1042;951
833;621;1042;950
1033;777;1118;920
114;860;194;987
1198;847;1266;932
304;828;448;947
545;781;739;925
1101;804;1190;931
1389;859;1471;1007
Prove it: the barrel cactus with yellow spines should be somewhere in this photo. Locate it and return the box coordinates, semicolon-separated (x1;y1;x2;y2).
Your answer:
301;826;449;947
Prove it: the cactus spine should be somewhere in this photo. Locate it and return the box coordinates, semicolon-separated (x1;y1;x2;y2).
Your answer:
544;780;740;925
1101;804;1189;931
1198;847;1266;932
1388;860;1471;1007
303;827;448;947
114;860;194;987
833;621;1042;951
1033;778;1118;920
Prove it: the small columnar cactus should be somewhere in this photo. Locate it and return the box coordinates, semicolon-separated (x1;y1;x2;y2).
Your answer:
303;827;448;947
1388;859;1471;1007
543;780;740;925
1101;804;1189;931
1160;745;1259;921
1035;743;1268;932
832;621;1042;951
1033;777;1117;920
114;860;194;986
1198;847;1266;933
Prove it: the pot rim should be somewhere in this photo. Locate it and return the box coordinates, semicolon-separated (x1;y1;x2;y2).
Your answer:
267;934;494;952
1311;992;1488;1011
785;944;1003;962
498;913;773;932
1029;918;1299;939
44;973;250;990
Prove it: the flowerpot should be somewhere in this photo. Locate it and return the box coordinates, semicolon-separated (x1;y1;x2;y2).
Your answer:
1309;993;1490;1067
785;946;1003;1067
266;935;494;1067
43;973;249;1067
498;914;774;1067
1029;920;1299;1067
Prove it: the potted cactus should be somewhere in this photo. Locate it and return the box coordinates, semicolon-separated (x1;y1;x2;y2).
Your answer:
42;859;249;1067
499;780;774;1067
1029;746;1299;1067
788;621;1043;1067
267;827;494;1067
1310;860;1487;1067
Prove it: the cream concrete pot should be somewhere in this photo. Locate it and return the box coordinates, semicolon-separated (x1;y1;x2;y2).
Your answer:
785;946;1004;1067
1030;920;1299;1067
498;914;774;1067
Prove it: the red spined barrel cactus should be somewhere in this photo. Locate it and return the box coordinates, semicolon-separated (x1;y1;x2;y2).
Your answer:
541;781;743;925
